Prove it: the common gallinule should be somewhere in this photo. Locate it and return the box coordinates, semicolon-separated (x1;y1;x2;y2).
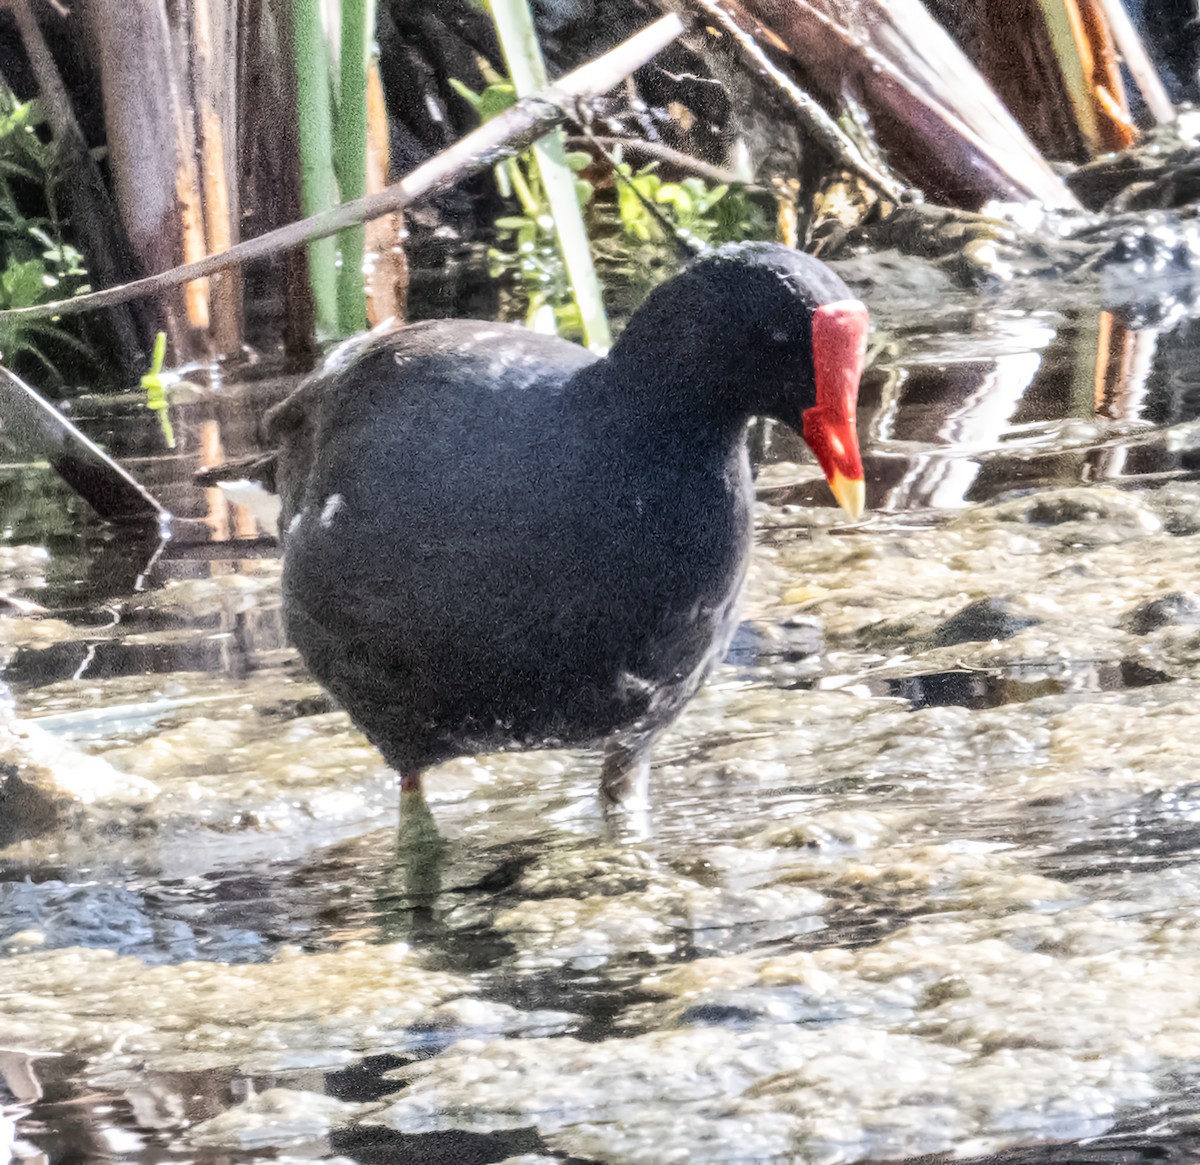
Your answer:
267;242;868;803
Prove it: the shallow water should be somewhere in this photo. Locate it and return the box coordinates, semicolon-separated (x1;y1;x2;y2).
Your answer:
6;251;1200;1164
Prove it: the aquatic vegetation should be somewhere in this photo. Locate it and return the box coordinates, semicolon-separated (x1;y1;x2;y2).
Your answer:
488;0;610;350
139;332;175;450
0;85;95;386
453;74;771;339
609;161;769;246
452;69;591;335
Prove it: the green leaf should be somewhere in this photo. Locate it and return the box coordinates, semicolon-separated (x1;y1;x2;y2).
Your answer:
449;77;516;123
695;184;729;213
0;257;52;309
448;78;485;113
26;225;56;251
656;183;693;214
476;83;517;122
553;301;582;339
631;172;661;198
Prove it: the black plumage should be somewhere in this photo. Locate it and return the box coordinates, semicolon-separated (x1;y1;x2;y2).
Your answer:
269;243;865;801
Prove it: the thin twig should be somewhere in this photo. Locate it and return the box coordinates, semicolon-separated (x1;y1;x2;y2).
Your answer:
0;13;686;323
566;134;752;187
685;0;906;203
576;122;703;259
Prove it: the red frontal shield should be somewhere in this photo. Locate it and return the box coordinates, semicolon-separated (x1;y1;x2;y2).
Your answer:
802;299;869;518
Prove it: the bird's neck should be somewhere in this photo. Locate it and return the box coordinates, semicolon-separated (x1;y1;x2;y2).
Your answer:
571;358;750;453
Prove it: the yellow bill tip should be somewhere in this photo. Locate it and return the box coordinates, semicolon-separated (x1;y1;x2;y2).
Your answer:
828;472;866;520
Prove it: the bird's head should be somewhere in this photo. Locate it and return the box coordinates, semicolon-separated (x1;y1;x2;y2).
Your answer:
609;242;869;518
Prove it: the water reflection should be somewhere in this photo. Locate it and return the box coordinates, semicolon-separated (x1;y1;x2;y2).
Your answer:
874;311;1055;509
864;306;1185;509
17;291;1200;590
760;300;1200;512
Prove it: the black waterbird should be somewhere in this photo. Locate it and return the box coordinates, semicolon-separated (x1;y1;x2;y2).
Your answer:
265;242;868;804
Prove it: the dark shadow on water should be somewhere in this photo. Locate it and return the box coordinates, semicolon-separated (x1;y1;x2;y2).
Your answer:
330;1125;567;1165
1030;784;1200;882
5;637;230;691
325;1054;415;1103
18;1052;588;1165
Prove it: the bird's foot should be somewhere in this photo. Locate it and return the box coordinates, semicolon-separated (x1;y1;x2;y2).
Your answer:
388;781;450;918
599;743;652;841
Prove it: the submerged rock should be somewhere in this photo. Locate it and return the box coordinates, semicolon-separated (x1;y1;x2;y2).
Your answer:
987;486;1162;534
0;707;158;847
1127;591;1200;634
930;598;1040;646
